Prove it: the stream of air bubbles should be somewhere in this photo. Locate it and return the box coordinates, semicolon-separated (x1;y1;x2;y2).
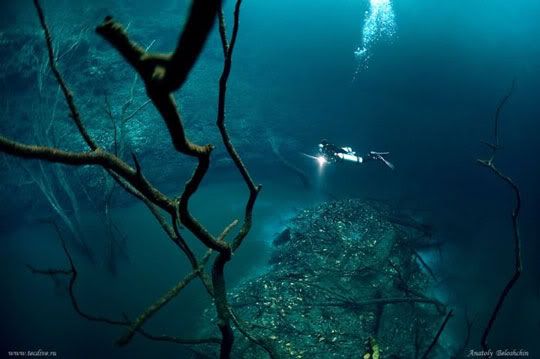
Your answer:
353;0;396;80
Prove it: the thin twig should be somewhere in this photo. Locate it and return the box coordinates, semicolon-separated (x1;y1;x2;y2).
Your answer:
310;296;443;309
489;79;516;154
123;99;151;123
229;309;278;359
421;309;454;359
116;249;213;346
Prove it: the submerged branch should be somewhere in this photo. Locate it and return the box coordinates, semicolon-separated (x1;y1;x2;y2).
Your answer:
308;296;443;310
483;79;516;155
421;309;454;359
0;137;175;213
478;160;522;350
478;80;523;351
116;249;213;346
33;0;96;150
230;309;279;359
29;222;219;346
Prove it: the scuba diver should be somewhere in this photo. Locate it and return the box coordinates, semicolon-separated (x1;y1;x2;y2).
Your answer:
318;139;394;169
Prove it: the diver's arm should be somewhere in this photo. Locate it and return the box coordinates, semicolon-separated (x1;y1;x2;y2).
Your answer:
367;151;394;169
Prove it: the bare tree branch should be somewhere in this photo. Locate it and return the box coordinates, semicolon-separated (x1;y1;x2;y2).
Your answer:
421;309;454;359
33;0;97;150
110;171;214;295
481;79;516;156
477;159;522;350
28;222;220;346
229;308;279;359
477;81;523;351
116;249;213;346
310;297;443;310
212;2;265;357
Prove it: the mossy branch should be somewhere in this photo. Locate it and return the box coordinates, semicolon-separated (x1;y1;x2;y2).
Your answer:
96;11;230;254
0;137;175;213
95;14;214;156
216;0;259;194
177;150;231;253
212;1;265;357
216;0;261;255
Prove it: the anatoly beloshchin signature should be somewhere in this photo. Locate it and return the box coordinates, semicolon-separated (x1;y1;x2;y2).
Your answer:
467;349;529;357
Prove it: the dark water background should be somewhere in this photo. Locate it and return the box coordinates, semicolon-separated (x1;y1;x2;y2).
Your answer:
0;0;539;357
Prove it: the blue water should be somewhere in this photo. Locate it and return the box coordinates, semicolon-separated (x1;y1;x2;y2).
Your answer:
1;0;539;357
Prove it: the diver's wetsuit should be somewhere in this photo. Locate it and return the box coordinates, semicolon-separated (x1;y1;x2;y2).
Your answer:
320;142;347;158
319;140;366;163
318;139;394;169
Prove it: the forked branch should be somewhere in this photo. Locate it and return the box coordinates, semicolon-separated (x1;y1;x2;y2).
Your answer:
477;81;522;350
28;222;219;346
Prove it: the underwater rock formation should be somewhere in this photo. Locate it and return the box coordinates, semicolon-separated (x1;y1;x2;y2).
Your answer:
196;199;449;358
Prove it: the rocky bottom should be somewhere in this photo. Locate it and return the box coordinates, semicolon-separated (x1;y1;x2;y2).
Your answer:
195;199;449;358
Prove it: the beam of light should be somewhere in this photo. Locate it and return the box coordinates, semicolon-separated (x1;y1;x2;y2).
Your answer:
316;156;328;167
302;153;328;168
353;0;396;79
